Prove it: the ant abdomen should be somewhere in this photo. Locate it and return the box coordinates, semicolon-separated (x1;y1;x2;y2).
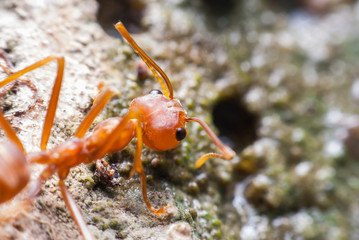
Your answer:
0;141;30;203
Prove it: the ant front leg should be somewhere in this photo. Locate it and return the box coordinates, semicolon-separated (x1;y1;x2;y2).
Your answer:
130;119;170;216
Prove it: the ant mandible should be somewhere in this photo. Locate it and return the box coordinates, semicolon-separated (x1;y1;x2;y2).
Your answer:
0;22;235;240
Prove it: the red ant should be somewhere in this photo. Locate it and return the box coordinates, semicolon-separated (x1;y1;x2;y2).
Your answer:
0;22;235;239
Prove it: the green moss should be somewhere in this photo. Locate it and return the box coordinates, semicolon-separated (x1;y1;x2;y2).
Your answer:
102;221;110;231
109;219;121;230
211;219;222;227
92;215;100;223
189;208;198;219
212;229;222;239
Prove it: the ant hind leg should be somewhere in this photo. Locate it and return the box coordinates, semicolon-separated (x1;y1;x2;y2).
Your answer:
0;56;65;150
27;164;57;198
59;178;93;240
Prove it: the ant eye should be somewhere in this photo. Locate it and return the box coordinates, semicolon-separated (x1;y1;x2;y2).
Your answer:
175;127;187;141
149;89;163;95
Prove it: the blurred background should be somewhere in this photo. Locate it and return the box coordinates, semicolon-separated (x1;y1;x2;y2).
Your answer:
96;1;359;238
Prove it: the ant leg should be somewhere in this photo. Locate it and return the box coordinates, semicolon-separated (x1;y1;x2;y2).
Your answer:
0;49;14;69
0;56;65;150
75;87;115;139
28;164;57;198
0;64;13;75
186;117;236;168
0;110;25;152
58;178;93;240
130;119;170;216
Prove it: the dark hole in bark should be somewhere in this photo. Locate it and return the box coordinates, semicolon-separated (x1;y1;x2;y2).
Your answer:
96;0;146;37
212;97;258;151
201;0;237;17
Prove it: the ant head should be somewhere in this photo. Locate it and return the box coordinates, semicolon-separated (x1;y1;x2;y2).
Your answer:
130;90;188;151
116;22;235;168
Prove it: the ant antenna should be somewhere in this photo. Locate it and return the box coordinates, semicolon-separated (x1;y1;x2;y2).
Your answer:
115;21;174;100
186;117;235;168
